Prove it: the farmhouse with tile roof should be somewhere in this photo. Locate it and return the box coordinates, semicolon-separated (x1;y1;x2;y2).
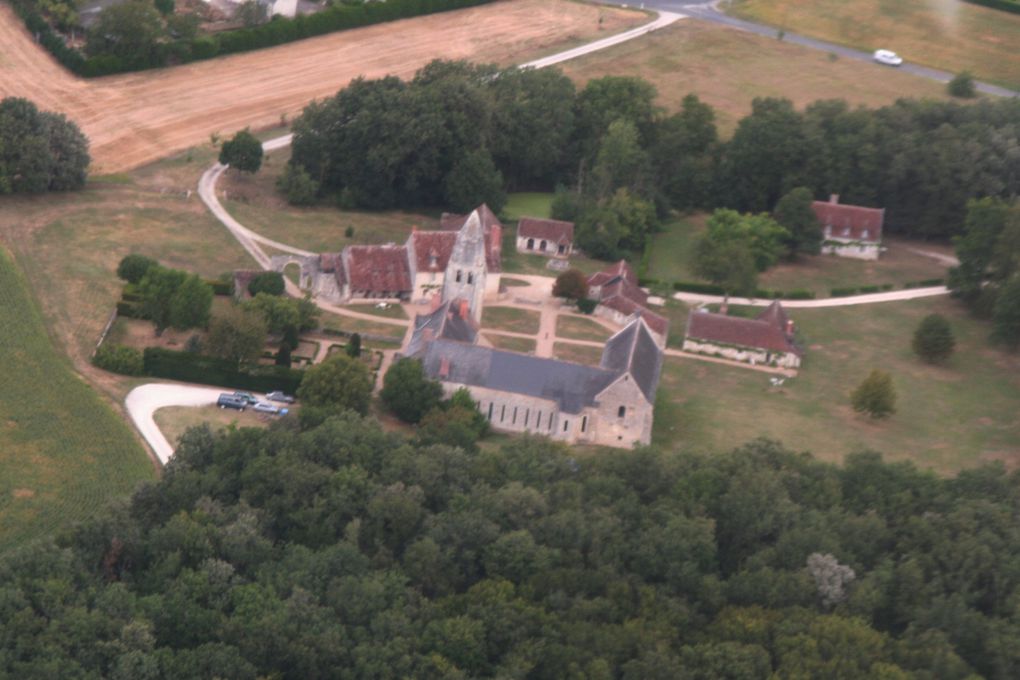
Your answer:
813;194;884;261
683;301;803;369
516;217;575;258
587;260;669;348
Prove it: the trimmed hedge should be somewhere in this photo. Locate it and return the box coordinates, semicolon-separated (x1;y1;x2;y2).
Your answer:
576;298;598;314
116;301;145;318
963;0;1020;15
858;285;881;294
16;0;497;78
206;279;234;296
674;281;726;295
143;347;304;393
831;287;858;297
785;290;816;300
93;344;144;376
918;278;946;287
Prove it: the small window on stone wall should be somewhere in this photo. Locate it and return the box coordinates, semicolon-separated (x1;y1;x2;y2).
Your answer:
467;273;474;284
581;416;587;433
456;270;462;283
618;406;626;418
563;420;569;433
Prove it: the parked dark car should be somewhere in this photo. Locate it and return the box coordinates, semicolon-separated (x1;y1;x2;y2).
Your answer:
217;394;247;411
233;391;259;405
266;391;295;404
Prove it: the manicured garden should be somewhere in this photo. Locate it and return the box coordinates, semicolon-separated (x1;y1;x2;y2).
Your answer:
481;306;541;335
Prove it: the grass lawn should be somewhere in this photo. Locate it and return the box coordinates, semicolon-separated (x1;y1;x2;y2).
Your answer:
759;239;949;295
556;315;613;342
484;333;538;354
558;19;953;135
153;405;275;448
481;306;541;335
553;342;604;366
729;0;1020;90
0;247;155;552
504;193;554;221
320;312;407;343
646;216;705;283
342;302;409;320
655;297;1020;473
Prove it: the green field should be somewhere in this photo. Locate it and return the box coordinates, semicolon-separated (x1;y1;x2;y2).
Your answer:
0;248;154;552
504;192;554;220
484;333;538;354
729;0;1020;90
656;297;1020;473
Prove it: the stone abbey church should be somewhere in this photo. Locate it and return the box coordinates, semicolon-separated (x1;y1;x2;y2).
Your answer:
400;209;664;449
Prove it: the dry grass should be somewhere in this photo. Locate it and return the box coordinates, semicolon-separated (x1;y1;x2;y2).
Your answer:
729;0;1020;90
0;0;647;172
482;306;542;334
553;342;604;366
484;333;538;353
559;19;954;134
153;405;273;448
556;315;613;342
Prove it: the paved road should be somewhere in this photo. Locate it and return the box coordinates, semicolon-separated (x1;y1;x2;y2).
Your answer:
601;0;1019;98
125;384;227;464
674;285;949;308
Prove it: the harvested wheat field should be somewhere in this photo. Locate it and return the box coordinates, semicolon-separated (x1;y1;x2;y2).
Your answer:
0;0;645;173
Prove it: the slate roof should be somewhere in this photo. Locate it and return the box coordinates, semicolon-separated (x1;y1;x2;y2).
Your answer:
343;245;411;293
599;295;670;340
518;217;574;244
600;317;664;402
812;198;884;243
418;340;619;414
408;230;458;273
406;300;478;358
685;302;801;355
440;204;503;272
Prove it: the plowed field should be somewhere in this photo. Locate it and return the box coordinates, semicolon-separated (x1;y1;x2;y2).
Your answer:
0;0;644;173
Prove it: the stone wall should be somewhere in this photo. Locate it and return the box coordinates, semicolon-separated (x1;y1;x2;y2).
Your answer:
441;383;565;438
682;338;801;369
516;236;571;258
821;240;880;261
590;374;653;446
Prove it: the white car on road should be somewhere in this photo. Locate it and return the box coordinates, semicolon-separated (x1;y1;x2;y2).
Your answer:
873;49;903;66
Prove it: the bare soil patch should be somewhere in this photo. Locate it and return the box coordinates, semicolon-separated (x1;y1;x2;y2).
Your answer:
0;0;645;173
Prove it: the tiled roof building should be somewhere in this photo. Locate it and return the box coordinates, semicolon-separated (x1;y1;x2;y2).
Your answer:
813;194;884;261
683;301;802;369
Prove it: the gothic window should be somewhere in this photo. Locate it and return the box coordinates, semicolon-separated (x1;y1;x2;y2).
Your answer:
563;420;569;432
500;404;505;422
540;240;547;251
488;403;493;421
524;409;529;427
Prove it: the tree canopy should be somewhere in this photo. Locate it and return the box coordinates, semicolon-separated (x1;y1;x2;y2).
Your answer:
220;129;264;174
381;357;443;424
2;419;1019;678
0;97;90;194
296;353;373;416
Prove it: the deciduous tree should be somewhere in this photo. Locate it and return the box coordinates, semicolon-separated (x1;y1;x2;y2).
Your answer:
298;353;373;415
851;370;896;418
381;358;443;423
552;268;589;301
219;129;263;174
912;314;955;364
206;305;267;367
773;186;822;255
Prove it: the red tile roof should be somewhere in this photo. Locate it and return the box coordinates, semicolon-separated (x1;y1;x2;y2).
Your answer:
812;199;884;243
409;231;458;273
600;295;669;338
344;245;411;293
518;217;574;244
685;303;801;355
439;204;503;272
588;260;637;289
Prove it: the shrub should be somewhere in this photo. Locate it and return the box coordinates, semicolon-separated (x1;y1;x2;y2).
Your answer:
248;271;286;297
830;287;858;297
553;269;589;301
277;164;319;206
381;358;443;423
948;71;977;99
92;344;144;375
205;279;234;296
117;254;159;284
142;347;304;393
858;285;881;294
851;369;896;419
785;289;815;300
116;300;144;318
912;313;955;364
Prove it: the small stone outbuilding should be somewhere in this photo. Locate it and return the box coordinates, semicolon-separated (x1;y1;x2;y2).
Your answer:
813;194;884;261
683;301;803;369
516;217;575;258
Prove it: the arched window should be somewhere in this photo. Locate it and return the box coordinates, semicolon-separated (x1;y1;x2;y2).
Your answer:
540;240;547;251
526;238;534;250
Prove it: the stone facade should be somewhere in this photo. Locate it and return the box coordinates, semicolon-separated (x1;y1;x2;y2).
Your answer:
813;195;884;261
681;338;802;369
821;235;881;261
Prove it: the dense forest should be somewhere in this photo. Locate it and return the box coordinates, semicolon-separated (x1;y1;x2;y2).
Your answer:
3;413;1019;679
288;60;1020;257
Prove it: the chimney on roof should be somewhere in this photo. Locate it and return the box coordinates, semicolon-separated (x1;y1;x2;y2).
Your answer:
829;194;840;204
439;357;450;379
458;299;470;319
